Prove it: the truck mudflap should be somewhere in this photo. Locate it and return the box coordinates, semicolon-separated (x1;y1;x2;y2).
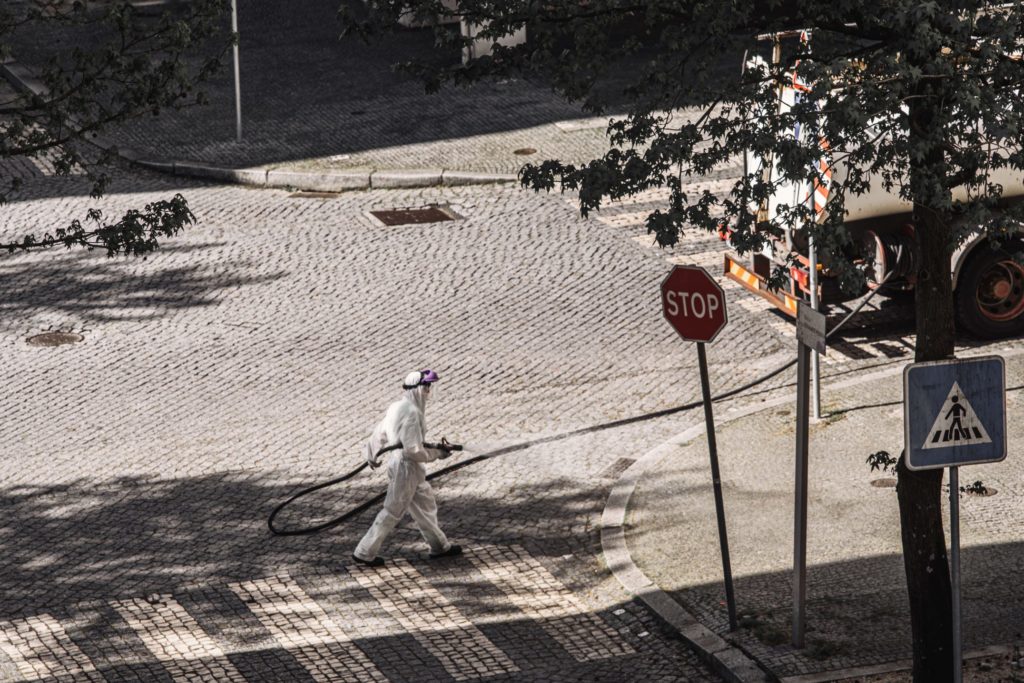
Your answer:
724;253;800;318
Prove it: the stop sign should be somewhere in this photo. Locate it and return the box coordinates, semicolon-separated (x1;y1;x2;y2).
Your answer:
661;265;729;344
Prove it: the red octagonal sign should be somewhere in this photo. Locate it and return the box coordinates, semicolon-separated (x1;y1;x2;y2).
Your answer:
661;265;729;344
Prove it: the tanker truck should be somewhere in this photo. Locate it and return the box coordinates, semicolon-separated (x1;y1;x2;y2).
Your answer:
723;34;1024;339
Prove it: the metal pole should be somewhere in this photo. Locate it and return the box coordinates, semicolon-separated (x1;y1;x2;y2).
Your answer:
950;466;962;683
231;0;242;142
697;342;738;632
809;236;821;419
792;339;811;648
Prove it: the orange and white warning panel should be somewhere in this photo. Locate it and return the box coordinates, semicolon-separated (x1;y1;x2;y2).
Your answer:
723;253;800;317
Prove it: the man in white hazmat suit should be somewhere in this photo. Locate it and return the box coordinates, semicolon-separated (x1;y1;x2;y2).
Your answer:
353;369;462;567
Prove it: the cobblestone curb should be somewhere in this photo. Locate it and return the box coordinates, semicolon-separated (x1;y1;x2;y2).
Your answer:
602;348;1024;683
136;161;518;192
0;59;519;192
602;407;779;683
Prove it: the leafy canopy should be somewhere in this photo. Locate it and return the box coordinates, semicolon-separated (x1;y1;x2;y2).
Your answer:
0;0;229;256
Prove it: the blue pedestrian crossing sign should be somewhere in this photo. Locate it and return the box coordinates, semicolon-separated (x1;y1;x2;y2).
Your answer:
904;356;1006;470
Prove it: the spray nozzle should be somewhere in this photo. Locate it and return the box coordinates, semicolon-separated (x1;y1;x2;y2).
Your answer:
427;438;463;454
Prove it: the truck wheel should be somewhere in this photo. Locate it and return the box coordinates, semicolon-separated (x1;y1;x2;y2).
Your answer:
955;240;1024;339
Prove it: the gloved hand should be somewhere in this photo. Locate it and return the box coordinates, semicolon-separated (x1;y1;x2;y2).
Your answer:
430;438;463;459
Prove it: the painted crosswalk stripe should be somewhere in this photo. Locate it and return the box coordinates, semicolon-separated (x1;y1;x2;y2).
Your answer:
112;595;248;682
228;574;387;682
467;545;634;662
0;613;101;681
564;188;670;213
597;209;660;229
667;250;729;269
578;177;739;212
350;558;519;681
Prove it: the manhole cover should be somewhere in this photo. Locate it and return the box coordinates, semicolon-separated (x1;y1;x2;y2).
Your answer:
27;332;83;347
370;206;457;226
870;478;897;488
513;147;537;156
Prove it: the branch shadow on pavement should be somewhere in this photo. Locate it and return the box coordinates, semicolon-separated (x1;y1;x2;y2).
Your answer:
3;467;1020;680
0;241;286;325
658;539;1024;677
0;470;712;681
0;470;610;615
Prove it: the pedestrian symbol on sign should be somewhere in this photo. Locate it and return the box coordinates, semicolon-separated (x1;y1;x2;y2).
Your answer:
922;381;992;449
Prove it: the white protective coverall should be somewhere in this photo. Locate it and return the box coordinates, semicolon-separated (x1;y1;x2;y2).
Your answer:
353;383;452;561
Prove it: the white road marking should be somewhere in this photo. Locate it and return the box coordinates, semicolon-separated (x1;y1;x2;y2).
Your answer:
350;558;518;681
467;545;634;662
228;574;387;682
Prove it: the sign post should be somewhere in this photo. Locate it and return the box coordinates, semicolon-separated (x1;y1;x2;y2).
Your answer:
231;0;242;142
904;356;1006;683
791;301;826;647
808;239;822;419
949;463;962;683
660;265;737;631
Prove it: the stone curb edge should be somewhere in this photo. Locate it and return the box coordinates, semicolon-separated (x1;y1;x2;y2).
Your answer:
0;59;519;193
133;161;519;193
601;400;785;683
600;346;1024;683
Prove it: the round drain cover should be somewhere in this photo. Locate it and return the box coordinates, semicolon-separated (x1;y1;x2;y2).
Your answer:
27;332;83;347
870;478;897;488
513;147;537;156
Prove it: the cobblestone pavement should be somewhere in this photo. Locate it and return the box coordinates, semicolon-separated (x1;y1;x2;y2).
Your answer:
1;119;977;679
0;6;992;679
0;163;767;682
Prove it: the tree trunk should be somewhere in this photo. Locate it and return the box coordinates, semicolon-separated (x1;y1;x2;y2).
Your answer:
899;96;956;681
897;459;953;680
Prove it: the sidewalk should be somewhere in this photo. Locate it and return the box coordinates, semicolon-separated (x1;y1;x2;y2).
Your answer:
619;350;1024;681
5;0;655;191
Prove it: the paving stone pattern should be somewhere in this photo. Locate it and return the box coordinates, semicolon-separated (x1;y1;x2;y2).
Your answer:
0;547;701;682
0;167;763;682
228;574;389;682
112;595;250;682
0;163;927;681
0;613;104;682
466;545;634;664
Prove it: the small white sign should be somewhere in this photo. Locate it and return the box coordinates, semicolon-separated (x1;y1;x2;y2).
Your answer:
796;301;826;355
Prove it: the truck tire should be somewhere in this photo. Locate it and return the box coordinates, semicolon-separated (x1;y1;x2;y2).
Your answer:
955;239;1024;339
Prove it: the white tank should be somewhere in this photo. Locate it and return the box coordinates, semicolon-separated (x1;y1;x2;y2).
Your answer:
759;84;1024;226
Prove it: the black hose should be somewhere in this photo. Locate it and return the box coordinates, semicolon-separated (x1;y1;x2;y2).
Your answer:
267;271;893;537
265;355;798;537
267;462;371;536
